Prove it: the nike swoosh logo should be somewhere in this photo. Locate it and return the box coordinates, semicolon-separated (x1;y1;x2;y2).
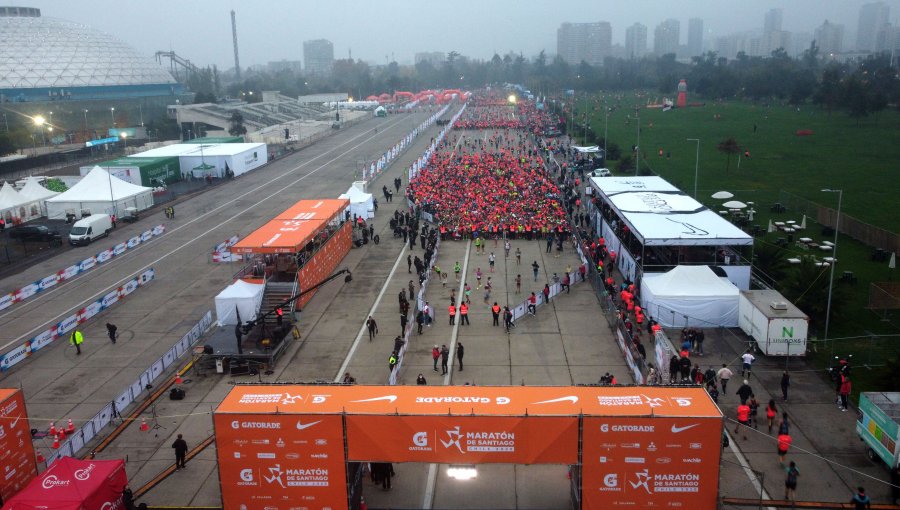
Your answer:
350;395;397;403
296;420;321;430
671;424;700;433
10;415;20;428
531;396;579;404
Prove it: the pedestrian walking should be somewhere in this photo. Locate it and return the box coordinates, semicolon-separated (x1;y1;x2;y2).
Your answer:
748;395;759;428
440;344;449;374
106;323;117;344
777;432;792;463
432;345;440;372
407;254;412;273
781;371;791;401
417;373;427;385
741;350;756;378
717;364;733;393
454;261;461;282
851;487;871;509
532;261;540;281
504;306;513;332
489;252;496;272
366;316;378;341
70;329;84;355
457;342;464;371
416;310;425;334
784;461;799;502
734;402;750;439
515;247;521;265
736;380;753;405
546;235;553;253
778;412;790;435
766;400;778;433
408;280;415;303
515;274;521;294
504;240;510;258
172;434;188;470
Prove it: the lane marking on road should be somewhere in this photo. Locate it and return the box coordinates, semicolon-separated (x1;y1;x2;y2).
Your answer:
0;113;422;353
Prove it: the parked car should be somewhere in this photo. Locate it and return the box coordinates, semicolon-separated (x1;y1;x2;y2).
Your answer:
591;168;612;177
8;224;62;243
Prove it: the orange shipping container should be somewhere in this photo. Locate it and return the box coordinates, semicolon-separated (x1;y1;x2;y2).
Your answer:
0;389;38;503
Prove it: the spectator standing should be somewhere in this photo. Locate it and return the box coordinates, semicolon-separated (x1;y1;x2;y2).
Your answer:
839;376;852;411
172;434;188;470
851;487;871;509
440;345;449;375
532;261;540;281
457;342;465;371
781;371;791;401
432;345;440;372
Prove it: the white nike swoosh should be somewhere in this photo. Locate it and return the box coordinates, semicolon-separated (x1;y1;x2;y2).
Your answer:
671;424;700;433
296;420;321;430
10;415;20;428
531;396;579;404
350;395;397;403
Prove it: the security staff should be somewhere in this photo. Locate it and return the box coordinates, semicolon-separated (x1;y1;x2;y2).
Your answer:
70;329;84;355
388;351;398;372
459;302;469;325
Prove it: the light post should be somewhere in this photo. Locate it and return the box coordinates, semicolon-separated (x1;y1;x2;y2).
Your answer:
139;103;144;127
687;138;700;198
3;113;7;132
110;107;115;128
47;126;53;146
634;108;640;176
107;163;117;218
121;132;128;152
821;188;842;358
604;106;610;160
83;110;89;142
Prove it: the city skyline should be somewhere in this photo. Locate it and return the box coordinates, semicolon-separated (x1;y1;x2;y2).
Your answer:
24;0;900;70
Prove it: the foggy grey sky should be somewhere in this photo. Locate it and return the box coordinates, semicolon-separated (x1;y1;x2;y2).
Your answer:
27;0;900;69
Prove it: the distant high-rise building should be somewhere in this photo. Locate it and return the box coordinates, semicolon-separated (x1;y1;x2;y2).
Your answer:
815;20;845;55
625;23;648;59
792;32;814;57
761;30;792;56
557;22;613;65
654;19;680;56
764;8;783;33
303;39;334;76
857;2;890;51
414;52;445;66
875;23;899;53
687;18;704;57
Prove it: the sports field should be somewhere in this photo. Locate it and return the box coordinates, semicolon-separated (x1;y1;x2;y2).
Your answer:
580;94;900;391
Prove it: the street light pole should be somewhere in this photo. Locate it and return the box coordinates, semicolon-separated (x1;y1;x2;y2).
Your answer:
83;110;89;142
688;138;700;198
110;107;115;128
635;108;640;176
822;188;842;358
604;107;609;160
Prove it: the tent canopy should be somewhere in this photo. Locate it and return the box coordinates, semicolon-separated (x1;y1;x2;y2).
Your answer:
215;279;265;325
45;166;154;219
640;265;740;327
3;457;127;510
339;184;374;219
0;181;43;222
590;177;753;247
18;176;59;201
0;182;26;208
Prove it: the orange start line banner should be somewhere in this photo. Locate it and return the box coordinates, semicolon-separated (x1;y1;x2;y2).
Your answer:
214;385;723;510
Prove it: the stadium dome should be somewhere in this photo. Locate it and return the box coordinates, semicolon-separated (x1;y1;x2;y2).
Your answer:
0;6;178;101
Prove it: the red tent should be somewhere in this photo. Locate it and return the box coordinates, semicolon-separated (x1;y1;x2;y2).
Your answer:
2;458;127;510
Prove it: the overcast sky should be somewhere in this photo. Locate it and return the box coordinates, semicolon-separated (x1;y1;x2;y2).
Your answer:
28;0;900;68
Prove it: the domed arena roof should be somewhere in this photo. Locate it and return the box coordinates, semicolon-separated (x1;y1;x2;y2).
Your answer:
0;6;177;100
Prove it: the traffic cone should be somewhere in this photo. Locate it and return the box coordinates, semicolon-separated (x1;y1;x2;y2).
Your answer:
67;418;75;434
58;427;66;440
139;418;149;432
175;374;183;385
52;434;60;449
49;422;56;436
36;451;45;463
359;496;367;510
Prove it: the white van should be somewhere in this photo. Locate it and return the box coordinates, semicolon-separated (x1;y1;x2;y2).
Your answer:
69;214;113;246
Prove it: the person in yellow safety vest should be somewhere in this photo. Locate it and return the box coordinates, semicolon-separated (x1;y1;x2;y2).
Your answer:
388;351;398;372
70;329;84;355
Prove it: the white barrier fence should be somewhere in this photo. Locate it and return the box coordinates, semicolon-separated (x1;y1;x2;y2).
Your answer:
45;310;214;465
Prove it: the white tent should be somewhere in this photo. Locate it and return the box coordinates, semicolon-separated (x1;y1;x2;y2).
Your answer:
640;265;740;328
45;166;154;220
0;182;42;224
18;177;59;216
339;181;374;219
214;279;265;326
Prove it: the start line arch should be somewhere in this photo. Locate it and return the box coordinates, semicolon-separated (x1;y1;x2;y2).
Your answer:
214;385;723;509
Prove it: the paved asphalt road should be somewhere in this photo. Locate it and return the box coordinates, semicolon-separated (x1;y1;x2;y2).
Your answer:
0;106;894;509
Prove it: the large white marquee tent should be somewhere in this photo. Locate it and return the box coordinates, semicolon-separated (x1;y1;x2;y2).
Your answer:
45;166;154;220
640;265;740;328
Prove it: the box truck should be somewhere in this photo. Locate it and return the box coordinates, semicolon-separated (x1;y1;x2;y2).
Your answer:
738;289;809;356
857;392;900;468
69;214;113;246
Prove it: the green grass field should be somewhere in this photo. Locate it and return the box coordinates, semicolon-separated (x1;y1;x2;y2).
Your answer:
579;94;900;392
